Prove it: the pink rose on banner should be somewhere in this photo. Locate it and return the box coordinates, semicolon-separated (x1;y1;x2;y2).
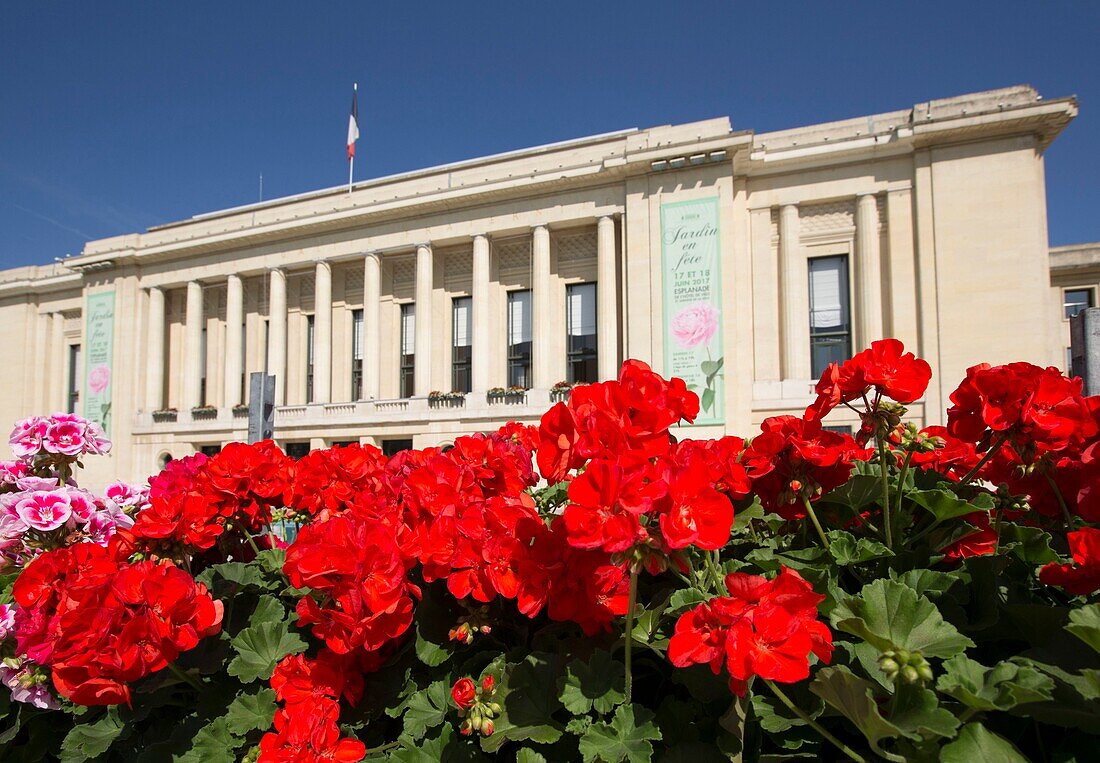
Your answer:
88;364;110;395
671;303;719;349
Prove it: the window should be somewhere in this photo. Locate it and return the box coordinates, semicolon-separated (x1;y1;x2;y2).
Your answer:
808;255;852;378
306;315;315;403
1064;288;1094;320
566;283;598;384
507;290;532;388
199;445;221;457
240;321;247;404
285;442;310;460
332;440;359;447
452;297;472;393
823;425;854;435
67;344;81;414
400;304;416;398
200;327;208;404
382;438;413;457
351;309;364;399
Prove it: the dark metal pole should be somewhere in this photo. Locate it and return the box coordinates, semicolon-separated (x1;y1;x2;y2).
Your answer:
247;373;275;443
1069;308;1100;396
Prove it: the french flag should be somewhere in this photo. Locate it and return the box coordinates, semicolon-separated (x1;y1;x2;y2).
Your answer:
347;84;360;161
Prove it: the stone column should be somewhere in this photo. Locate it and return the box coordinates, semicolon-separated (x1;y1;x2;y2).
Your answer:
268;269;287;404
596;216;618;380
50;312;66;411
532;225;552;388
471;234;490;393
313;261;332;404
183;280;204;410
779;205;810;379
146;287;166;411
362;252;381;399
414;244;433;396
223;276;243;408
856;194;884;346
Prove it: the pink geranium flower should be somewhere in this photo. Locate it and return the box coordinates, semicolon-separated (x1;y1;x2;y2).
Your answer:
0;460;30;487
43;420;87;456
0;603;14;640
65;489;98;523
14;491;72;532
671;303;720;349
8;417;48;459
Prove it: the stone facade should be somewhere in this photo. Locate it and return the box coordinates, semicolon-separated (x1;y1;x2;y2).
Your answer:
0;85;1084;488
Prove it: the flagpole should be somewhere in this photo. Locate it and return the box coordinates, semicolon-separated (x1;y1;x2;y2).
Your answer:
348;82;357;194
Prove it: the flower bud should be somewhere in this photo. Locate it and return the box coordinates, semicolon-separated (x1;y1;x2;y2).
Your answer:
481;719;494;736
901;665;920;684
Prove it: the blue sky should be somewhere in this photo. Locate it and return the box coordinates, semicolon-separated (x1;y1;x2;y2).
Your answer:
1;1;1098;268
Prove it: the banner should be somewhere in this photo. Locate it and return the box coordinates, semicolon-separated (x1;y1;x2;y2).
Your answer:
84;291;115;435
661;197;723;424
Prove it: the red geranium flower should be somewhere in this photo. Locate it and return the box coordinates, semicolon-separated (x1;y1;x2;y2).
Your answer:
451;677;477;709
805;339;931;421
1039;527;1100;595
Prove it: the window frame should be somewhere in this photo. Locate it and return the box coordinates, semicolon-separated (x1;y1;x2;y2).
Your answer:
351;309;364;400
399;303;415;398
451;296;472;394
566;282;598;384
67;344;81;414
807;254;853;378
1063;286;1096;321
305;314;315;404
507;289;533;389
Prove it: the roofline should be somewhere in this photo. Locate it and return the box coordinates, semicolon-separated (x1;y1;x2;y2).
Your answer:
150;126;642;231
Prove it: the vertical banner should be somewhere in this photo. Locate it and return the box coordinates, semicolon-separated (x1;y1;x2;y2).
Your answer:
661;197;724;424
84;291;115;435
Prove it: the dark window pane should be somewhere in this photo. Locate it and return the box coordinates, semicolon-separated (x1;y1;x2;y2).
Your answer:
567;283;598;384
808;256;851;377
382;439;413;457
1065;289;1094;319
285;442;310;460
452;298;472;393
508;291;532;389
400;304;415;398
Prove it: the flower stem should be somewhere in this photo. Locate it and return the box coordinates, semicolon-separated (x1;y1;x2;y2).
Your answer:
765;680;868;763
801;496;831;550
877;437;893;551
166;662;204;692
959;432;1009;486
1043;472;1074;529
364;740;402;754
624;569;638;704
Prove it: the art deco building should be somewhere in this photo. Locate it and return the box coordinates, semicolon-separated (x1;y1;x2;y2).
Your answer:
0;85;1087;488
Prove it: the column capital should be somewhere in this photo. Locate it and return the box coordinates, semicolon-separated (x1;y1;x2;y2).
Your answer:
363;250;382;262
415;242;432;252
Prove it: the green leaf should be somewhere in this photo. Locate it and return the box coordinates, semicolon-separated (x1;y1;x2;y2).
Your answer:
414;629;450;668
910;488;993;523
173;717;236;763
249;595;286;627
830;579;974;658
1066;604;1100;655
579;705;662;763
254;548;287;575
936;655;1055;712
225;688;277;736
227;620;307;683
821;473;883;514
516;750;549;763
889;568;960;598
205;561;276;590
888;684;959;740
667;588;709;613
810;667;954;757
402;680;450;740
481;654;565;753
826;530;893;565
939;722;1028;763
60;708;124;762
559;651;626;715
731;500;764;533
701;388;715;413
997;523;1058;564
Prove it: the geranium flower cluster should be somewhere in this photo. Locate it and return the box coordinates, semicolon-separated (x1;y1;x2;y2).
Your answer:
451;674;501;737
668;567;834;695
132;441;292;551
946;362;1100;523
8;413;111;461
11;541;222;705
260;652;366;762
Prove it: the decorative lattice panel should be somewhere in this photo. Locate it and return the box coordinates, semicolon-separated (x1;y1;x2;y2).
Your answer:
496;238;531;280
295;273;315;312
556;229;597;265
799;200;855;235
204;285;226;320
343;264;365;303
444;248;473;292
770;208;780;241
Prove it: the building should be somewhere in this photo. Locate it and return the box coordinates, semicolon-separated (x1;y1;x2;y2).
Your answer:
1051;242;1100;370
0;84;1086;488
